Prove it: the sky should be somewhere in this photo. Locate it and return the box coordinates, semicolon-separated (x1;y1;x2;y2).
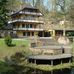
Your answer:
29;0;52;11
43;0;52;10
21;0;62;11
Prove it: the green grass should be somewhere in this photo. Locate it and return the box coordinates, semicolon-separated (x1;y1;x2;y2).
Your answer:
0;39;30;46
0;39;31;60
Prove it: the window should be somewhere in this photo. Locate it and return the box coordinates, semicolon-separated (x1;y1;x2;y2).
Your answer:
27;32;30;36
17;25;20;28
23;32;26;36
30;24;32;28
62;48;65;53
32;32;34;36
22;24;25;28
26;24;29;28
13;24;16;28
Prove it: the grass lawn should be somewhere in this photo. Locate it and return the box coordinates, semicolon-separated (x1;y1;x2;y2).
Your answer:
0;39;31;60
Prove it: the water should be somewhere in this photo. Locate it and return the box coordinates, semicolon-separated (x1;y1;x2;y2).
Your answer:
28;68;74;74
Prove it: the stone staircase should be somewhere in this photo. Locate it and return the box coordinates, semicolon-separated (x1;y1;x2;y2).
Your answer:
37;37;59;46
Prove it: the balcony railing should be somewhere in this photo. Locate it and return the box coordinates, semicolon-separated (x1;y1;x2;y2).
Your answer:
20;17;43;21
19;11;42;16
13;28;43;31
8;19;44;24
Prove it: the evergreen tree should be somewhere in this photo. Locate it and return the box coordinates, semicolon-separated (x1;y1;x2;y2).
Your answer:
0;0;8;29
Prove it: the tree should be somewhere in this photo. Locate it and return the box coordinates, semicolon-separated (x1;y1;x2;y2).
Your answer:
7;0;34;12
56;0;70;19
0;0;8;29
57;0;65;13
35;0;49;17
68;0;74;22
30;0;36;7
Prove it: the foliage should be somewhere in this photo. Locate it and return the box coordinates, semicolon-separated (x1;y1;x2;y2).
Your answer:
68;0;74;23
0;61;14;73
7;0;28;12
4;35;12;46
0;0;8;29
66;32;74;36
0;51;30;74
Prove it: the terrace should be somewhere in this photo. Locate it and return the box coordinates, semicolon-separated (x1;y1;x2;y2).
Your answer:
28;54;72;65
13;28;44;31
8;19;44;24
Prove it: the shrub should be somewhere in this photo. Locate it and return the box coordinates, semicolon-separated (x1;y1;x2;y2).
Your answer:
4;35;12;46
67;32;74;36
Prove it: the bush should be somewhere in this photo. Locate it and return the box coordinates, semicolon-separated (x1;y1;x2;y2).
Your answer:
67;32;74;36
4;35;12;46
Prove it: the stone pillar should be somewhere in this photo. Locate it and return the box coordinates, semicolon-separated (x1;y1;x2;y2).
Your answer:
29;24;30;28
30;32;32;37
61;60;62;65
26;32;27;36
63;30;66;36
52;30;55;37
69;59;71;63
43;32;44;37
51;70;53;74
34;59;36;64
51;60;53;66
50;31;52;37
60;59;63;71
34;32;38;37
20;24;22;28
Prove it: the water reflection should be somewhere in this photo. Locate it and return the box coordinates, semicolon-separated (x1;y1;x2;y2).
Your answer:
28;68;72;74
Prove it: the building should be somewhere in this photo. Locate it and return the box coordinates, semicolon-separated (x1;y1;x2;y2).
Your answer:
8;6;45;38
9;5;55;38
46;20;74;37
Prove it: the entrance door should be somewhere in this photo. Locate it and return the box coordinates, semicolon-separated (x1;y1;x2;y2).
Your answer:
55;30;63;36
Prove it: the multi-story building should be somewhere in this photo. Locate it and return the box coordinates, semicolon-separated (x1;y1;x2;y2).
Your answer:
9;6;45;38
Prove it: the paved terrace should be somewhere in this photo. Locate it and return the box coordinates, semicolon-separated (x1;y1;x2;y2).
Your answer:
28;54;72;60
34;45;72;49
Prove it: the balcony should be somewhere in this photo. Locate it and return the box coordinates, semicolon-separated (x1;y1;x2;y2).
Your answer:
19;11;42;16
8;19;44;24
13;28;43;31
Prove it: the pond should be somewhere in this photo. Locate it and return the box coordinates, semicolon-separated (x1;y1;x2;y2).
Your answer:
27;68;74;74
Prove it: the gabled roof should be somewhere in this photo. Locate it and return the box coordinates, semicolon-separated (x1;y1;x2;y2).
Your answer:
10;5;42;17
